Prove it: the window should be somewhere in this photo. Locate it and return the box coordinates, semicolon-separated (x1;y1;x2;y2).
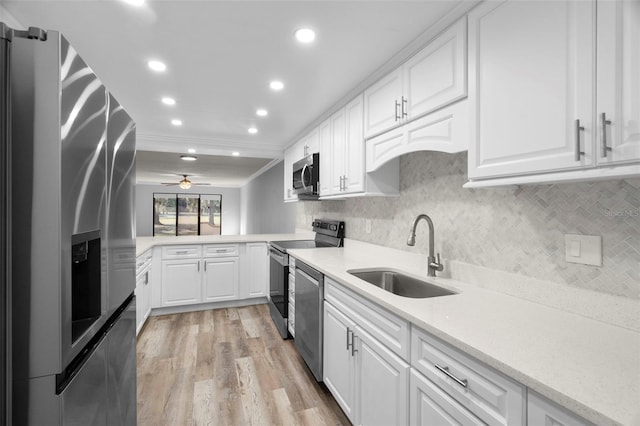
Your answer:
153;193;222;236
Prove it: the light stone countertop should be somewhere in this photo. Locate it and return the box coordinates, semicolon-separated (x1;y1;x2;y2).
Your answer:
288;239;640;426
136;232;315;257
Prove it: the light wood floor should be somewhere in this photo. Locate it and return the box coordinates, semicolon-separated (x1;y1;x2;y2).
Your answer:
136;304;350;426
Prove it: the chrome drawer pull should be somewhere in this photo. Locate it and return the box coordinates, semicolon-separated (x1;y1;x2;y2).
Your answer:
434;364;468;388
346;328;351;350
574;119;585;161
175;250;188;255
600;112;612;157
215;249;227;253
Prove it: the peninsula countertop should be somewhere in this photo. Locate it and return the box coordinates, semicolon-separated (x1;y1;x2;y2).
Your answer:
135;232;315;257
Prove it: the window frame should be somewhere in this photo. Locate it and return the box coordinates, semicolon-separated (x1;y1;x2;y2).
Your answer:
152;192;223;237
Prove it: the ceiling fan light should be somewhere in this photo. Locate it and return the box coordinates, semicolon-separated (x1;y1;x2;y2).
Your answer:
179;178;192;190
180;155;197;161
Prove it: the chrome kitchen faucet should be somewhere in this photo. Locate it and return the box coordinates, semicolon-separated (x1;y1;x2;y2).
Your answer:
407;214;444;277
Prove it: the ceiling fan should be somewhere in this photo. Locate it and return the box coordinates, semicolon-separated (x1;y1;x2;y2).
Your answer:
161;175;211;190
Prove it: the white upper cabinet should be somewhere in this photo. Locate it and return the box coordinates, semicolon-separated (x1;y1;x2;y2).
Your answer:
344;95;365;194
403;18;467;121
468;0;595;179
467;0;640;186
596;0;640;165
283;144;299;202
364;68;404;139
364;19;468;140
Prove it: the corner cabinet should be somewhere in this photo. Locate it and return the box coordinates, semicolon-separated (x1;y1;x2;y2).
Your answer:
466;0;640;186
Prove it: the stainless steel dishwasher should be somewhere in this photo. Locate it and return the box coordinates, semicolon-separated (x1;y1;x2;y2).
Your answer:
294;260;324;382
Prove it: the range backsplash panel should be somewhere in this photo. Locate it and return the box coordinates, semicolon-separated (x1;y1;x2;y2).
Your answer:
298;152;640;299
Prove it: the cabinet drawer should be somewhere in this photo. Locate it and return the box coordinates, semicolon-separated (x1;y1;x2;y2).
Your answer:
136;250;153;271
411;326;525;426
325;277;410;360
203;244;239;257
162;245;201;259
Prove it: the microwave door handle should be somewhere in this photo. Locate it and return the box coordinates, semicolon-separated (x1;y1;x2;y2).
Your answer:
301;163;310;190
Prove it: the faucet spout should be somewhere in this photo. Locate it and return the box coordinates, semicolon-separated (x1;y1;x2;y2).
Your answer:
407;214;443;277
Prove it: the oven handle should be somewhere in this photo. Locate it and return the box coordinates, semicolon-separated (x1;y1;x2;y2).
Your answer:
269;248;287;266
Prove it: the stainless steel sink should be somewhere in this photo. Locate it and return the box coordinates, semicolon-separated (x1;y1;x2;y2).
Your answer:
347;268;456;299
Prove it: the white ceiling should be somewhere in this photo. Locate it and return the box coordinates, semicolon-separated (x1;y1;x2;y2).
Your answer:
2;0;467;186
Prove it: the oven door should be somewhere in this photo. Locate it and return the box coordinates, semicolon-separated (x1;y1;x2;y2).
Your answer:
269;247;288;318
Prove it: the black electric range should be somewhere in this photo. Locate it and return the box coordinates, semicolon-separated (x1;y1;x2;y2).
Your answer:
267;219;345;338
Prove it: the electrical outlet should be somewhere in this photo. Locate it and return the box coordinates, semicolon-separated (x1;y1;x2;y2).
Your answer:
565;234;602;266
365;219;372;234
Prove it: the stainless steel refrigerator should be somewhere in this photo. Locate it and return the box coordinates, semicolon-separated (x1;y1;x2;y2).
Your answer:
1;23;137;425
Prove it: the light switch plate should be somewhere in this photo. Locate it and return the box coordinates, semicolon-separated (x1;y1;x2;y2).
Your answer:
565;234;602;266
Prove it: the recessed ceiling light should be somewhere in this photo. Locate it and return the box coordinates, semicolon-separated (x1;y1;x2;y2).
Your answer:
232;152;240;157
171;119;182;126
256;109;268;117
248;127;258;134
269;81;284;91
180;155;197;161
148;60;166;72
161;97;176;105
295;28;316;43
187;148;196;154
121;0;145;6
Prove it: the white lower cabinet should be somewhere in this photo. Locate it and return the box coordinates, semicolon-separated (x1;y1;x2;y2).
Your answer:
355;326;409;426
135;249;153;335
410;369;483;425
202;257;239;302
323;301;357;422
323;279;409;425
155;243;263;310
161;258;202;306
528;391;593;426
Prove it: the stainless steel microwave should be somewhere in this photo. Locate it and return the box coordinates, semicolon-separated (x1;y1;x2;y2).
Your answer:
292;153;319;198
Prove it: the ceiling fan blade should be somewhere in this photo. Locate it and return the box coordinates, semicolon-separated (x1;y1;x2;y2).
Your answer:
161;183;180;185
192;183;211;186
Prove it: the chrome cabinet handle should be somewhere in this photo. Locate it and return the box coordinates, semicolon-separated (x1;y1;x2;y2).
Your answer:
402;96;407;118
395;100;400;122
346;328;352;350
434;364;468;388
197;261;200;272
351;333;358;356
600;112;612;157
343;176;348;191
575;119;585;161
175;250;188;255
204;261;207;271
144;271;149;285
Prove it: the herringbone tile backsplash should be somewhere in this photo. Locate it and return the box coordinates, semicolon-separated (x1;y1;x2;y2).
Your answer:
297;152;640;299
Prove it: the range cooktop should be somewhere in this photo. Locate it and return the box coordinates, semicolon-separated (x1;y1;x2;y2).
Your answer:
269;239;335;253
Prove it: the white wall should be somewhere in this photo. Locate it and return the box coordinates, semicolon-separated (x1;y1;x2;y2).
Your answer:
0;5;25;29
240;161;297;234
136;184;241;236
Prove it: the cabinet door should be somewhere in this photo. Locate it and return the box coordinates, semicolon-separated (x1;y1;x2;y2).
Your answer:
330;108;347;194
203;257;239;302
344;95;365;194
318;118;333;196
283;145;297;201
323;301;357;423
410;369;483;426
305;127;319;155
363;68;403;139
246;243;267;298
161;259;201;306
468;0;595;179
528;391;593;426
355;326;409;426
597;0;640;165
404;18;467;121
